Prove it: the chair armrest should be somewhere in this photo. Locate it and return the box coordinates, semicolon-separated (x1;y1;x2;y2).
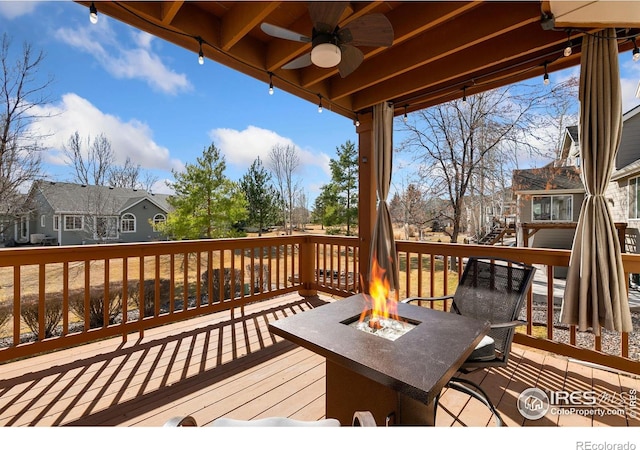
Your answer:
489;320;526;330
352;411;377;426
401;295;454;304
163;416;198;427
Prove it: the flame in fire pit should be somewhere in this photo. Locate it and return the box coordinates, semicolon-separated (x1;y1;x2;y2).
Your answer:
359;256;399;327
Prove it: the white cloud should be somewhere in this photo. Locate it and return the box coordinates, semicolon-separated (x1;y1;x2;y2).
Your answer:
27;93;184;173
149;178;174;195
210;125;331;177
54;20;191;95
0;1;38;19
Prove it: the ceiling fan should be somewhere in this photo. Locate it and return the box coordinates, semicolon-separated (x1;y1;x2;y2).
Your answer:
260;2;394;78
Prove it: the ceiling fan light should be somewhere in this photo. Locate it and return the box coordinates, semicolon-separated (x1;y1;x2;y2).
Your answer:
311;43;341;68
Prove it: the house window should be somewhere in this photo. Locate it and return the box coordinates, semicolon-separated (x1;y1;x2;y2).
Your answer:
532;195;572;221
53;215;59;231
152;213;166;231
41;215;45;228
64;215;83;231
629;177;640;219
121;213;136;233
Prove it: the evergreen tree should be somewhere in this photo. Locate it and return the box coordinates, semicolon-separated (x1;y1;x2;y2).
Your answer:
240;156;280;236
314;183;342;230
328;140;359;235
158;143;247;239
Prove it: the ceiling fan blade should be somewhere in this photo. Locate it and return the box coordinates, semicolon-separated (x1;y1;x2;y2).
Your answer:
260;23;311;43
308;2;348;34
282;52;312;70
337;14;394;47
338;45;364;78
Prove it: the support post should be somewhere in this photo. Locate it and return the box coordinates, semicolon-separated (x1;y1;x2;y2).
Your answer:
357;113;376;294
297;236;317;298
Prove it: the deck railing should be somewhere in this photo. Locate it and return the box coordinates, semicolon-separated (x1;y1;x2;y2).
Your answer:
0;235;638;375
0;237;304;362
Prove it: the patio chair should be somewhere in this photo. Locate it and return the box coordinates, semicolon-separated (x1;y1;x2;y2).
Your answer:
164;412;376;426
401;256;536;426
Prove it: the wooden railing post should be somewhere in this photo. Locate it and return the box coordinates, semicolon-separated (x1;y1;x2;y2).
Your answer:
297;236;317;298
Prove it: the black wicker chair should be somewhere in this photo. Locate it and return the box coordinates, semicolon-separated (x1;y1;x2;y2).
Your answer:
402;256;536;426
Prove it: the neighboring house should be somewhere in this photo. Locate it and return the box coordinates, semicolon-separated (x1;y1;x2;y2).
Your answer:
513;111;640;270
512;164;584;250
0;192;34;244
24;180;172;245
606;104;640;255
512;126;585;259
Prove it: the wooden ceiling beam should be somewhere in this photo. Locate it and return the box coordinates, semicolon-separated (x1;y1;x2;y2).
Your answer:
161;1;183;26
298;1;482;89
262;1;379;74
400;52;583;113
328;1;542;100
351;23;570;111
221;2;281;51
163;2;221;47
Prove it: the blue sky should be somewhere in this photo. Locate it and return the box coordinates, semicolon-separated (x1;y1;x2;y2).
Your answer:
2;1;640;201
1;0;356;198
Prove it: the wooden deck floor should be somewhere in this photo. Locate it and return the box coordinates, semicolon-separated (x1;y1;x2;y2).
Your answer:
0;293;638;428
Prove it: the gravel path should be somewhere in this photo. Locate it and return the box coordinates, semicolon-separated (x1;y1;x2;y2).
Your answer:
522;305;640;361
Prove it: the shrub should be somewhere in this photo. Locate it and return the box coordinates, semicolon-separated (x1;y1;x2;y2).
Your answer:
68;282;124;329
201;268;243;302
128;279;171;318
325;227;343;236
20;293;64;339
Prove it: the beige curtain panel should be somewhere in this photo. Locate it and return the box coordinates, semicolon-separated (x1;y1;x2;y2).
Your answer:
369;101;400;297
561;29;633;335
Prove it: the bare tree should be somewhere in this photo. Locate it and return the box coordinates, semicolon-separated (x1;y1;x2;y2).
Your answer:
389;182;431;239
0;33;51;239
64;131;114;186
399;79;578;245
109;156;141;189
81;187;120;243
291;189;310;231
64;131;158;190
268;144;300;235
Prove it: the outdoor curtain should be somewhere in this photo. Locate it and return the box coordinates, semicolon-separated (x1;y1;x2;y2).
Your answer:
561;29;633;335
370;101;400;297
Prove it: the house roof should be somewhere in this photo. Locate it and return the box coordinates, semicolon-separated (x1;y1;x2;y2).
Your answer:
74;1;639;121
566;125;579;144
558;125;580;160
34;181;172;215
512;165;584;193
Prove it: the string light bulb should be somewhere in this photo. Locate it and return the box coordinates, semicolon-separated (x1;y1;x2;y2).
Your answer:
403;105;408;123
543;62;550;85
197;38;204;65
462;86;467;103
354;113;360;127
268;72;274;95
89;2;98;24
633;38;640;62
564;30;572;57
317;95;323;113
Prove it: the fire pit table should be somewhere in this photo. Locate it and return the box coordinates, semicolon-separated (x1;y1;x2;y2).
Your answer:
268;293;490;426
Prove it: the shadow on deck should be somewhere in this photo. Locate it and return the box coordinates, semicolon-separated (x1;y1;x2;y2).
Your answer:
0;293;637;428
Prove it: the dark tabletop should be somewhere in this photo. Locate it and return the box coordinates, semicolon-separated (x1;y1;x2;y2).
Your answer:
268;294;490;405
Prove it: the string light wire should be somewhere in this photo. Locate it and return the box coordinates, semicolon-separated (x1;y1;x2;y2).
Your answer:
106;3;640;120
